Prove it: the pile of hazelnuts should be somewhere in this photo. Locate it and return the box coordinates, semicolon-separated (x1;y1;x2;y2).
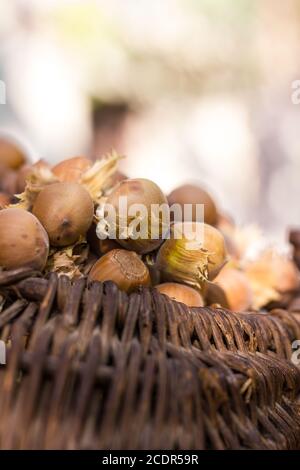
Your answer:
0;136;299;312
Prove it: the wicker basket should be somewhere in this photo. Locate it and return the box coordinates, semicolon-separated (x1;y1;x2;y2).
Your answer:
0;268;300;450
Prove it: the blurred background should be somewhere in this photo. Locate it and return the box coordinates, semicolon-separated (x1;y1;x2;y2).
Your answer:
1;0;300;241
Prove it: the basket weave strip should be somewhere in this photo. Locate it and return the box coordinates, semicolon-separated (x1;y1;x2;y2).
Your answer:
1;270;300;358
0;268;299;450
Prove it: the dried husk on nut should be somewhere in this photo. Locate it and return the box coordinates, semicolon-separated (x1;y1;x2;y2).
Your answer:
12;163;59;210
13;151;122;210
156;222;227;290
80;150;123;203
45;238;89;278
16;160;50;194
